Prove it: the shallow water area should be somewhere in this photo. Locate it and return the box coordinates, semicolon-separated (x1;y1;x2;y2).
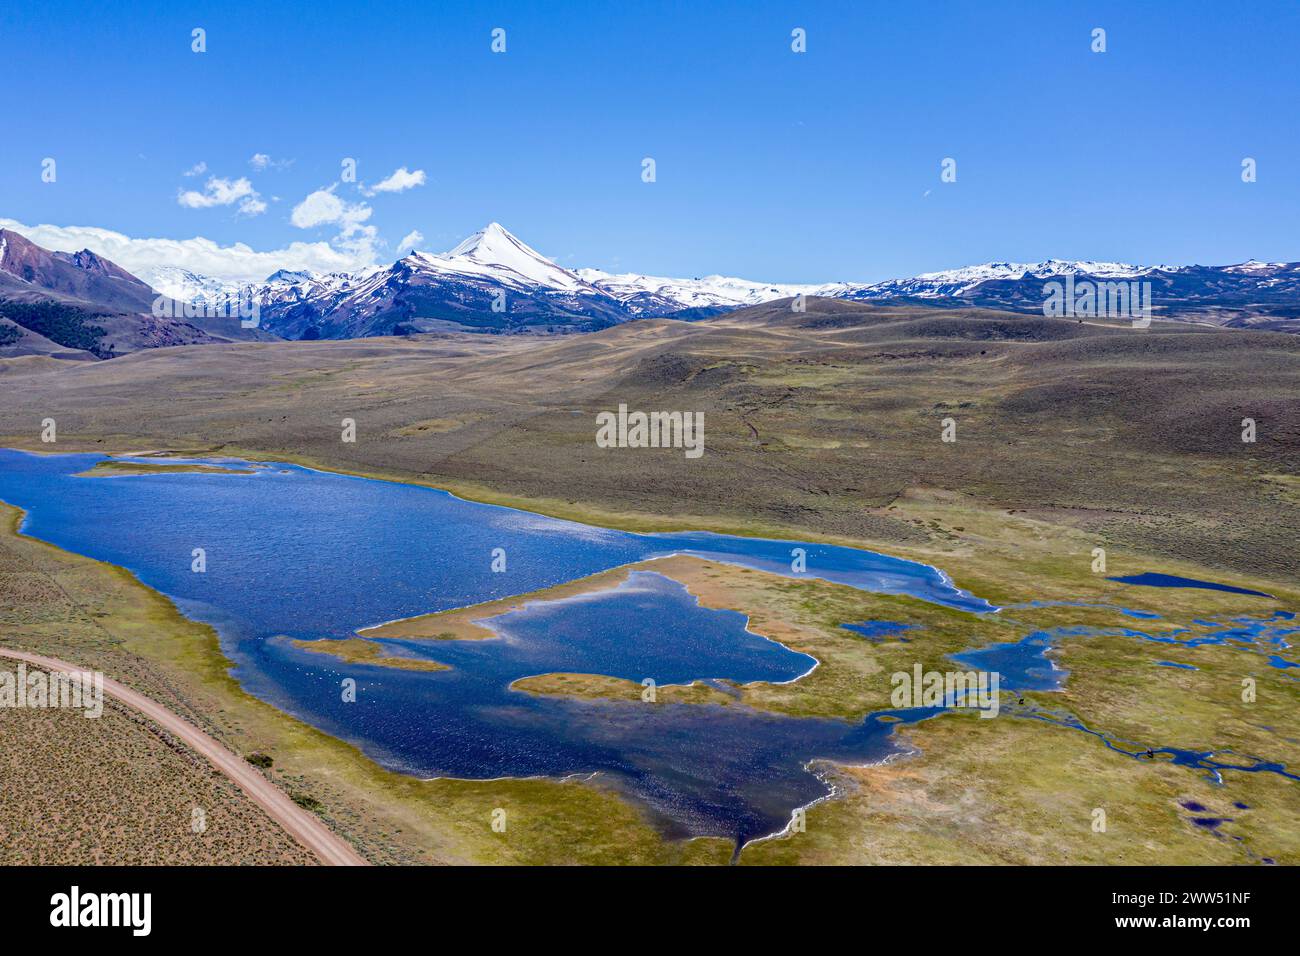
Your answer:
0;448;994;843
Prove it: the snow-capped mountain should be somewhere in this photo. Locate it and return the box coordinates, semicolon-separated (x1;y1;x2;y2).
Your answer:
840;259;1300;330
238;224;627;339
20;217;1293;356
575;269;842;315
862;260;1162;297
134;223;1300;338
575;260;1174;312
433;222;593;292
266;269;314;285
139;265;245;306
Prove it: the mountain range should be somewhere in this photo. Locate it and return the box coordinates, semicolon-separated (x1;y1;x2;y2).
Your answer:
0;228;272;358
3;221;1299;359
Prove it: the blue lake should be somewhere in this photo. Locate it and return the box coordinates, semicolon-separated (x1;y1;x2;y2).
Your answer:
430;570;817;686
0;448;989;845
950;630;1070;693
1109;572;1274;599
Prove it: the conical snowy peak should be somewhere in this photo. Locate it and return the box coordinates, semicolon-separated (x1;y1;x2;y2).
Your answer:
447;222;522;258
435;222;586;291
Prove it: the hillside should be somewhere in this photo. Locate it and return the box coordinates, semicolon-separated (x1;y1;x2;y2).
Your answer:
2;298;1295;581
0;229;275;357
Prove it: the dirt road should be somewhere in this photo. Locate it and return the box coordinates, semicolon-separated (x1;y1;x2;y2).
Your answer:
0;647;369;866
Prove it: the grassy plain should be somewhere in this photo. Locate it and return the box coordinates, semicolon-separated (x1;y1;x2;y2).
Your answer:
1;299;1297;863
0;300;1295;579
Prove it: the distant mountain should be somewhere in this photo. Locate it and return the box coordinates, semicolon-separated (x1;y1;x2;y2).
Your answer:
140;265;244;306
265;269;314;285
842;259;1300;332
243;223;630;339
575;268;829;316
581;258;1300;332
0;227;157;314
7;222;1300;353
0;229;272;358
229;226;1299;337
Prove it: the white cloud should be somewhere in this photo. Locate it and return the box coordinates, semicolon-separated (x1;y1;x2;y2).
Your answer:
0;217;379;285
239;197;268;217
336;224;380;264
289;187;343;228
363;166;426;196
249;153;292;171
178;176;265;216
289;186;380;263
397;230;424;252
182;161;208;177
290;185;372;231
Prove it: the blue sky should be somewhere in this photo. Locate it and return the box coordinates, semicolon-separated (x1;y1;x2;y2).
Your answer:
1;0;1297;282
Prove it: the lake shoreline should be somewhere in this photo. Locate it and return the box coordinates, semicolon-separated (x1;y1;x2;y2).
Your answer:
0;494;738;864
1;447;998;846
5;447;1294;868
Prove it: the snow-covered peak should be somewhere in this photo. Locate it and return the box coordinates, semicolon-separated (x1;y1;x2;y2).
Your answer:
1222;259;1289;273
140;265;245;302
266;268;314;285
446;222;514;258
914;259;1154;284
431;222;587;292
578;268;832;311
126;222;1300;332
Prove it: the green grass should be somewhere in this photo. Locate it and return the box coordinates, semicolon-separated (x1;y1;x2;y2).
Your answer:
292;637;450;672
75;460;255;477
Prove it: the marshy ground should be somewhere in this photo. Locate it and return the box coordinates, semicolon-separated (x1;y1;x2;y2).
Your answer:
1;299;1296;864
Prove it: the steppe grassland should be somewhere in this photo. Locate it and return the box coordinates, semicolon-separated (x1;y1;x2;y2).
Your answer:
1;301;1296;863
